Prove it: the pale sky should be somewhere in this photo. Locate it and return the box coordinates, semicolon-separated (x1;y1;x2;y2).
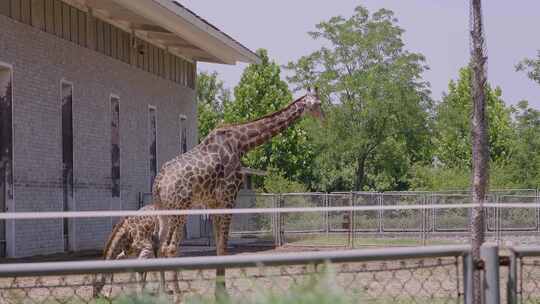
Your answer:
179;1;540;109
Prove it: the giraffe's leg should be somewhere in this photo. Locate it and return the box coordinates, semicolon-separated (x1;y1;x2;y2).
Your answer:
133;233;155;296
93;250;128;298
212;214;232;299
94;250;128;299
150;228;168;295
211;215;221;251
92;274;105;298
164;216;186;296
157;215;169;252
139;247;154;293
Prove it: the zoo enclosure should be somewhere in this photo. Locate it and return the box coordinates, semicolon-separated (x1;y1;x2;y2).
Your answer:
178;189;540;248
1;201;540;303
0;245;473;304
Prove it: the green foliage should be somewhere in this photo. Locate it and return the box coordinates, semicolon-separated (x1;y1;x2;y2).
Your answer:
197;71;231;141
263;168;308;193
408;165;472;191
503;101;540;188
516;50;540;85
192;10;540;193
408;162;535;191
287;6;432;192
224;49;316;186
433;67;513;168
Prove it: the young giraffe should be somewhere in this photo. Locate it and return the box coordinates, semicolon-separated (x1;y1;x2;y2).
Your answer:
93;204;182;297
152;91;323;290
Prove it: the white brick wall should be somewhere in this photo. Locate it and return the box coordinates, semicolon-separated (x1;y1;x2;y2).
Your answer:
0;15;197;258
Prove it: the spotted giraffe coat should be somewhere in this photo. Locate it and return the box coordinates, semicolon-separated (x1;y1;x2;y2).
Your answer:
152;92;323;258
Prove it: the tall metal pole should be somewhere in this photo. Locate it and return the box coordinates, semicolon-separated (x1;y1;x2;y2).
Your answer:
470;0;489;302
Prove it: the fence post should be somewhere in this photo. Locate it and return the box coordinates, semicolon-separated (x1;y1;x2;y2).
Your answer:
325;193;329;239
378;192;383;234
481;243;500;304
537;189;540;232
463;250;474;304
272;194;277;247
421;193;426;246
431;192;436;234
278;194;283;247
497;195;502;245
507;249;518;304
349;192;354;249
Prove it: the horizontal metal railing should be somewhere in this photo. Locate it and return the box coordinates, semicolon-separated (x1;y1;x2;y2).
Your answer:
0;245;473;304
0;245;472;277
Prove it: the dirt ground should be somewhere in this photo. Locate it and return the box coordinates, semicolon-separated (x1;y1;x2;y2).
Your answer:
0;238;350;264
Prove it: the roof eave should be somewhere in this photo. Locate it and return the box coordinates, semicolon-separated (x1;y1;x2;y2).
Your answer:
110;0;260;65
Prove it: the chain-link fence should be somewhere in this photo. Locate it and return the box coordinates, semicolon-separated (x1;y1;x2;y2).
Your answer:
134;190;540;250
268;190;540;248
508;247;540;304
0;245;472;304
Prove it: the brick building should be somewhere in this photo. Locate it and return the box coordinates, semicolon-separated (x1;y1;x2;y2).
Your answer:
0;0;258;258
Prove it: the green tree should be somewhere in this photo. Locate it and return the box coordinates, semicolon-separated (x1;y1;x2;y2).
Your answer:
224;49;316;186
516;50;540;84
263;168;308;193
287;6;432;191
505;101;540;188
196;71;231;141
433;67;513;168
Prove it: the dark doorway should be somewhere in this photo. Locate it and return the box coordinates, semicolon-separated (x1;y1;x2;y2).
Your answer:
61;82;74;252
110;96;120;198
148;106;157;192
179;114;187;154
0;67;12;258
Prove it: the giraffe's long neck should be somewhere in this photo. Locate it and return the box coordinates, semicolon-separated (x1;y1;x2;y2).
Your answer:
240;98;306;152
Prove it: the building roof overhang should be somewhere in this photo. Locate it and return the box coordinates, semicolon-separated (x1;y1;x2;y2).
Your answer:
68;0;260;64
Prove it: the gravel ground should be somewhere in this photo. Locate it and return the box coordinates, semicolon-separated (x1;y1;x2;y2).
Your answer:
2;234;540;303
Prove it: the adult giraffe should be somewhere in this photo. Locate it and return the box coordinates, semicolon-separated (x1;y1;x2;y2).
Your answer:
153;90;322;289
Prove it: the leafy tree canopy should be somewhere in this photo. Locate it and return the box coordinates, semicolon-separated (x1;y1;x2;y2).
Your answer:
505;101;540;188
516;50;540;85
286;6;432;191
433;67;513;168
224;49;316;186
196;71;231;141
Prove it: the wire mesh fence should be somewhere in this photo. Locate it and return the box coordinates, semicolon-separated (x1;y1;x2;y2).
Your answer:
0;246;471;304
256;190;539;249
4;194;540;303
1;189;539;261
509;247;540;304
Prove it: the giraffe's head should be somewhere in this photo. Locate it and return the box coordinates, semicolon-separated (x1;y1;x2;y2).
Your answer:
303;87;324;121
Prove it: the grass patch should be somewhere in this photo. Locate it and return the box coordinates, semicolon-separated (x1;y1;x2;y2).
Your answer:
284;235;457;247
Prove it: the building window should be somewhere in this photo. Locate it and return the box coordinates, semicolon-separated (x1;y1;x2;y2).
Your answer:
110;95;120;198
179;114;187;154
61;80;74;252
148;106;157;192
0;65;13;258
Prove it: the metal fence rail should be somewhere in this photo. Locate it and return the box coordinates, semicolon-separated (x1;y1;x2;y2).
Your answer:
133;190;540;248
273;191;540;248
3;191;540;252
0;245;472;304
